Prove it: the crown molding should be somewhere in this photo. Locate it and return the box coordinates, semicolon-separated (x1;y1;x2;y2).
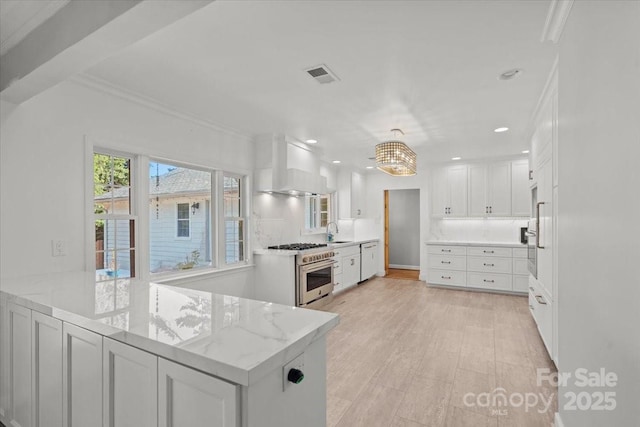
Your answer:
70;72;253;143
541;0;574;44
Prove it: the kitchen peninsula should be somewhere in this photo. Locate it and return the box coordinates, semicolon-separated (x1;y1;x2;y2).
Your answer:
0;272;338;427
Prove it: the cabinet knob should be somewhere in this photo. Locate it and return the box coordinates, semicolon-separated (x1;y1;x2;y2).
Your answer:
287;368;305;384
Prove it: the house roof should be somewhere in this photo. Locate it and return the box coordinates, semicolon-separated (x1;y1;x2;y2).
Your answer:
95;168;211;201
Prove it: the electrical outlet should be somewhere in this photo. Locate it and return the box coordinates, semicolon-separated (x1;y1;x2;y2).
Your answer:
52;239;67;257
282;353;305;392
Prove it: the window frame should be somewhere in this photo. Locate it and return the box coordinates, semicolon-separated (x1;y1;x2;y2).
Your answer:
222;172;247;266
304;193;335;233
175;202;191;239
86;138;252;283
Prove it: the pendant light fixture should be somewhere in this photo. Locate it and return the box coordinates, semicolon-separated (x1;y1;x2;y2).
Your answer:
375;129;417;176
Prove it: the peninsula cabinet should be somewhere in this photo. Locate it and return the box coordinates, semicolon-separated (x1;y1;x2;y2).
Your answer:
63;323;103;427
7;302;32;427
158;358;238;427
103;338;158;427
32;312;63;427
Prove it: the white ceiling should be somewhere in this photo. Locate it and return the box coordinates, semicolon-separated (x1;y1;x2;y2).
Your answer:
0;0;69;56
83;0;557;168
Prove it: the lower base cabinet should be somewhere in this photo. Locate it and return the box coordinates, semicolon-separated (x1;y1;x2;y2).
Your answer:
8;303;32;427
158;358;238;427
63;322;103;427
104;338;158;427
32;311;63;427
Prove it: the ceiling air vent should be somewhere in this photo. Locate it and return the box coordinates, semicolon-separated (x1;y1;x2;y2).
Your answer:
305;64;340;84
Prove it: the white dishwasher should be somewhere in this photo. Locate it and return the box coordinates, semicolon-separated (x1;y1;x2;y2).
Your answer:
360;242;378;281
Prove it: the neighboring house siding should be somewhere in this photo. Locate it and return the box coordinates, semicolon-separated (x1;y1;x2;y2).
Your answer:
149;196;210;273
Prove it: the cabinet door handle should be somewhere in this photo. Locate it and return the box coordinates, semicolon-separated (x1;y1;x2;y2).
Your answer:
535;295;547;305
441;249;451;253
483;263;495;267
441;261;451;264
485;206;488;214
490;206;493;213
529;304;535;311
483;279;495;283
529;286;535;292
441;276;451;279
350;259;355;266
483;250;494;254
536;202;546;249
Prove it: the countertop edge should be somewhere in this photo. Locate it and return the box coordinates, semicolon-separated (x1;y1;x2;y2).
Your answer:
425;241;526;248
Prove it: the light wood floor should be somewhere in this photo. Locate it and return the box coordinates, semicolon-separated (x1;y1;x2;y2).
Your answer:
386;269;420;281
321;278;557;427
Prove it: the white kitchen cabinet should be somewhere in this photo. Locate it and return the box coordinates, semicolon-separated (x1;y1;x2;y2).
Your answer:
103;338;158;427
63;322;103;427
31;311;63;427
158;358;238;427
468;162;512;217
426;243;527;293
343;254;361;288
0;293;8;423
333;244;361;292
536;158;554;297
360;242;378;281
432;165;468;217
338;170;366;219
7;302;32;427
511;159;530;216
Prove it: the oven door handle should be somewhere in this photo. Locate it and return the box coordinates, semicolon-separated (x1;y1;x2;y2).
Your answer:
300;260;337;271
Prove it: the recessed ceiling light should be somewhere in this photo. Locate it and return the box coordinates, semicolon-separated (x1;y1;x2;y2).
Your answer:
498;68;523;80
332;160;341;164
366;166;374;169
522;150;530;154
451;157;462;161
494;127;509;133
305;139;318;144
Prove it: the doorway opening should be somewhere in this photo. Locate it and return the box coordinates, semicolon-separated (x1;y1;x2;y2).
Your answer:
384;189;420;280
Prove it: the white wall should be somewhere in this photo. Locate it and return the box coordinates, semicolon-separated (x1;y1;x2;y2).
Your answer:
0;80;256;298
556;2;640;425
388;189;420;268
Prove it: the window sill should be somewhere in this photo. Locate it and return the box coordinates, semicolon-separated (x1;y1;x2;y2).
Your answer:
151;263;254;286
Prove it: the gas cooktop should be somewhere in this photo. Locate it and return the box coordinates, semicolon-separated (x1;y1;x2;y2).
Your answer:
267;243;328;251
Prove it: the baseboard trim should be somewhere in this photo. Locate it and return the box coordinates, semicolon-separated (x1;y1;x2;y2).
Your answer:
389;264;420;270
554;412;564;427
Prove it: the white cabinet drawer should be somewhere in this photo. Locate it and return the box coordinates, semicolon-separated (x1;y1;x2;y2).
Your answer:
467;247;513;257
427;245;466;256
333;273;343;293
513;248;528;258
332;258;342;274
467;256;512;274
427;269;466;287
513;258;529;275
467;272;512;291
338;245;360;257
428;255;466;271
513;275;529;293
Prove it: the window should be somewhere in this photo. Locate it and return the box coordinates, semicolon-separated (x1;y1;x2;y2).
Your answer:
92;149;248;279
224;175;245;264
176;203;190;237
149;161;212;274
93;152;136;282
305;194;332;231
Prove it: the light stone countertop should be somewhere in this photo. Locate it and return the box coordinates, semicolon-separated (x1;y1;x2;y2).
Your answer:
0;271;339;386
426;240;527;248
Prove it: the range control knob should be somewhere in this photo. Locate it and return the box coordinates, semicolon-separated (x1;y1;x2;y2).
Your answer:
287;368;304;384
302;256;309;263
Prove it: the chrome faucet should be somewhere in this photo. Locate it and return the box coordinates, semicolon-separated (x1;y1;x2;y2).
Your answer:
326;222;339;242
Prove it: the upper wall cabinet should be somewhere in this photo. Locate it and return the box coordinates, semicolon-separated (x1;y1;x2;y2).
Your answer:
431;165;468;217
338;170;365;219
432;159;529;218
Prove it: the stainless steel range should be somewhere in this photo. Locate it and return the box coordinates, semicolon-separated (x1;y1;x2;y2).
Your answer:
267;243;335;307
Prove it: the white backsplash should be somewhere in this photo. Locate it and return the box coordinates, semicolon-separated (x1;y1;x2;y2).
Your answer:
429;218;528;243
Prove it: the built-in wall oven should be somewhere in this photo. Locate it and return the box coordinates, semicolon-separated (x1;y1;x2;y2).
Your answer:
296;250;335;306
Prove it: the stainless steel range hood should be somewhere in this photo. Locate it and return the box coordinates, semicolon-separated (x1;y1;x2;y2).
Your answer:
254;134;329;195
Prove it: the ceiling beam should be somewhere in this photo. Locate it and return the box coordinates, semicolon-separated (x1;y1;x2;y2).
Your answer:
0;0;213;104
